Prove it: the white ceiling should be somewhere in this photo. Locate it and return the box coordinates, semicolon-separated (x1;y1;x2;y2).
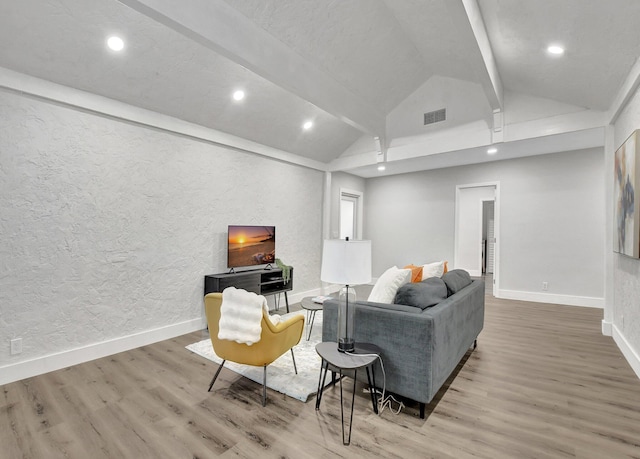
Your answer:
1;0;638;176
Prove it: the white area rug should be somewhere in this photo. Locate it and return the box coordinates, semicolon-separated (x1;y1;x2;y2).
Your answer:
186;310;327;402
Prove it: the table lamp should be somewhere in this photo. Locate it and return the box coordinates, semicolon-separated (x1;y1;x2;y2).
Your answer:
320;238;372;352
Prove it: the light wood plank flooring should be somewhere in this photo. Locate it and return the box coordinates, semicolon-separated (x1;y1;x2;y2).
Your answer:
2;293;640;458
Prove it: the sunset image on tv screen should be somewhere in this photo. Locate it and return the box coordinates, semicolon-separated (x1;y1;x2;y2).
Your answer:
228;226;275;267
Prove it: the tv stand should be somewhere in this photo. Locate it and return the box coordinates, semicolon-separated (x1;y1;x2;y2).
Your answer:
204;267;293;313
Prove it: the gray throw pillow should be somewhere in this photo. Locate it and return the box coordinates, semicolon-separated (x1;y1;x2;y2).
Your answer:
394;277;448;309
441;269;472;296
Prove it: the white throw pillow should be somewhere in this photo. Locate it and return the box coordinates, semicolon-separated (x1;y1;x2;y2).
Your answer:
422;261;445;280
368;266;412;303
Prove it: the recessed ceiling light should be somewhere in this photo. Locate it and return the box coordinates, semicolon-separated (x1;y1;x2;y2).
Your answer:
547;45;564;55
232;90;245;101
487;147;498;154
303;121;313;130
377;164;386;171
107;36;124;52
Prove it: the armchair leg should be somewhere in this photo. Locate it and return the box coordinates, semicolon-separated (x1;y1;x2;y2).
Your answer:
262;365;268;407
290;348;298;374
208;360;226;392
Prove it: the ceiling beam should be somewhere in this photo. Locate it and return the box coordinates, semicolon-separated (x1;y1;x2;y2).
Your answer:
608;57;640;125
118;0;385;136
446;0;503;110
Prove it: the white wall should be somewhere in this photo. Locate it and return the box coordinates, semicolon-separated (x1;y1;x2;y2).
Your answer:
386;75;492;140
365;147;605;306
0;89;324;383
611;83;640;377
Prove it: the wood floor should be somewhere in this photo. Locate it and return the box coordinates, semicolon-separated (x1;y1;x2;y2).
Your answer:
2;293;640;458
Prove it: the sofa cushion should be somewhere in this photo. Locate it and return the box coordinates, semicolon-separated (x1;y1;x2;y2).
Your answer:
441;269;472;296
394;277;448;309
368;266;412;303
421;261;446;280
403;264;424;283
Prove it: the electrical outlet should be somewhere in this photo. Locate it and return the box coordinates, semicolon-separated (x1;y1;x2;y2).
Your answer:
10;338;22;355
542;282;548;291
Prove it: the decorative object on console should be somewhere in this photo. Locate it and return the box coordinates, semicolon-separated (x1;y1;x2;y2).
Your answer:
614;129;640;258
275;258;292;283
321;238;372;353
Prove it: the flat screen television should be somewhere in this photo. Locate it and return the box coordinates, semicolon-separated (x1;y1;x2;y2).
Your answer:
227;225;276;269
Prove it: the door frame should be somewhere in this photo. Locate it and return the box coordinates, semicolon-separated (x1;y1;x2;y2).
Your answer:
454;181;500;296
339;188;363;240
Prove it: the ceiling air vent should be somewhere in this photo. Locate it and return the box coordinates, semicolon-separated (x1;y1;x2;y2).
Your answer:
424;108;446;125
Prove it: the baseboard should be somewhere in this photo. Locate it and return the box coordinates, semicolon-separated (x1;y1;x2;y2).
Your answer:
602;320;613;336
612;324;640;380
0;317;206;386
263;288;324;309
496;289;603;308
287;289;323;305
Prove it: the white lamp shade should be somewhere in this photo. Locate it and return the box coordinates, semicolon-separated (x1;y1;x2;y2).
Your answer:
320;239;372;285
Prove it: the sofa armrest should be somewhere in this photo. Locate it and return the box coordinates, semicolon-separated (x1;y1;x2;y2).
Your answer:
424;279;485;399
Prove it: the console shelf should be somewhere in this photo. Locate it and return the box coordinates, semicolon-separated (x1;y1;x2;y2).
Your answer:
204;267;293;312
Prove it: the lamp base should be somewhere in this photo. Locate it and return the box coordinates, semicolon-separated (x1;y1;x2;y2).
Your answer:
337;285;356;353
338;338;355;353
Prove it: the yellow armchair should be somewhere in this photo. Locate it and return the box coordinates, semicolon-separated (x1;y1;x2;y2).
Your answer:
204;292;304;406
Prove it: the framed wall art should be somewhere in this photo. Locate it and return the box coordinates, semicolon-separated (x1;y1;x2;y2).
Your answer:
614;129;640;258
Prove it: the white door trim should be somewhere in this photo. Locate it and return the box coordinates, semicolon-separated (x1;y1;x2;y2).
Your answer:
339;188;363;240
454;182;500;296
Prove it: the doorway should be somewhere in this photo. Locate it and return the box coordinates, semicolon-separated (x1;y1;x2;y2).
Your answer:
339;189;363;240
482;200;495;275
454;182;500;296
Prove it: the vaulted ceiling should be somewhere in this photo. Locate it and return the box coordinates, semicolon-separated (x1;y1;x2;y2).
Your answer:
1;0;639;177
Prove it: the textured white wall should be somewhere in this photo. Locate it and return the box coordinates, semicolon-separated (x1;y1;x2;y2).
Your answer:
0;90;323;367
365;148;605;302
613;84;640;360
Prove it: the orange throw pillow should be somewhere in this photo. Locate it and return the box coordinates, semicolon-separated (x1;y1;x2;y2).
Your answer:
443;261;448;274
403;264;424;283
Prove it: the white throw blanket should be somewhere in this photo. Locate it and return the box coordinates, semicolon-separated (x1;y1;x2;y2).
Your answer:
218;287;281;345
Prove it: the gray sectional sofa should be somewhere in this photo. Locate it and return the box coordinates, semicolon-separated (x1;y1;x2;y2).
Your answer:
322;270;485;418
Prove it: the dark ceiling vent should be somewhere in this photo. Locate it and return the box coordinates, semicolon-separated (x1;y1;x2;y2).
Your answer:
424;108;446;125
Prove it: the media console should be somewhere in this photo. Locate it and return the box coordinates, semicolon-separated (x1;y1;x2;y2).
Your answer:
204;267;293;313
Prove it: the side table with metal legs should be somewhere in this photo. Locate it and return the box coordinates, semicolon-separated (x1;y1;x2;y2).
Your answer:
300;297;324;340
315;342;382;445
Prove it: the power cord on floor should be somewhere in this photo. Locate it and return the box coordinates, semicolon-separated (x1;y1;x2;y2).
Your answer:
345;351;405;415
